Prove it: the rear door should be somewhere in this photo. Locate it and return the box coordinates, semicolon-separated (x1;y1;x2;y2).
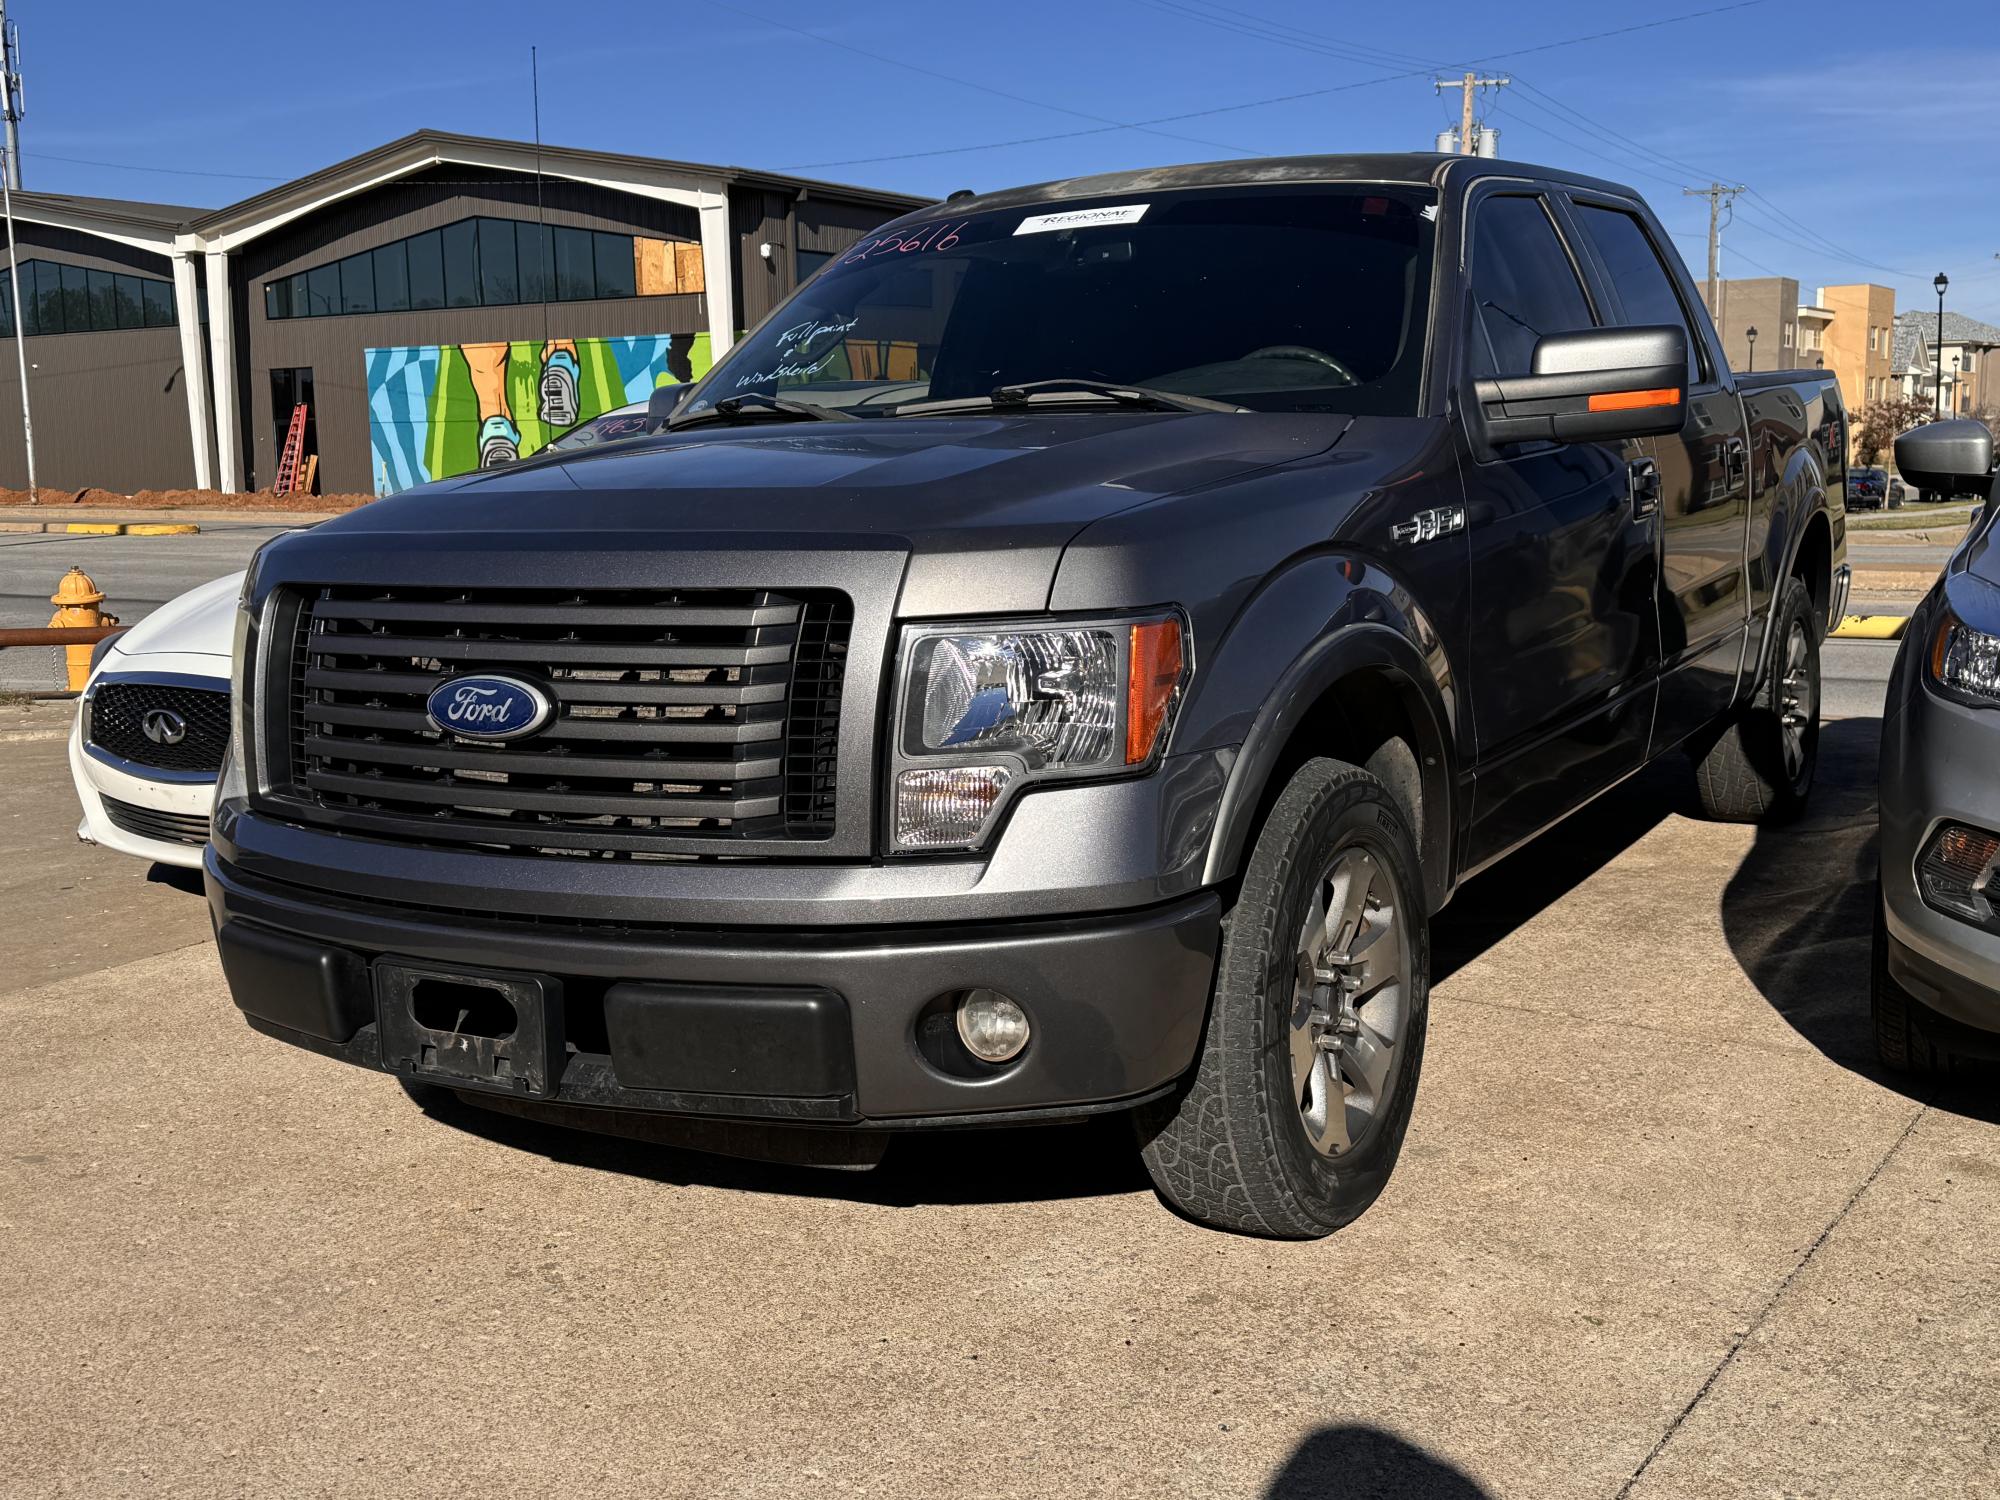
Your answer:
1563;194;1751;754
1459;186;1662;870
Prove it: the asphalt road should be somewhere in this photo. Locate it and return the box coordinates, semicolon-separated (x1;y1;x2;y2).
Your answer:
0;523;295;689
1;696;1994;1498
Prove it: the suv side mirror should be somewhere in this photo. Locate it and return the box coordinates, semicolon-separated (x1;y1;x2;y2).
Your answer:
1473;324;1688;446
1895;419;1995;496
647;381;694;430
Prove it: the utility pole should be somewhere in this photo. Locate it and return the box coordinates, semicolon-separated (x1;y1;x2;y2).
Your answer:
3;147;38;501
1434;72;1509;155
1682;182;1744;322
0;0;22;191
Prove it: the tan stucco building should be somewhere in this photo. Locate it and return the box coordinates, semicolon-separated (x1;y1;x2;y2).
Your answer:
1818;284;1897;417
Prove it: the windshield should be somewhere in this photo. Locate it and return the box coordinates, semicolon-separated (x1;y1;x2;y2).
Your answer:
691;185;1436;419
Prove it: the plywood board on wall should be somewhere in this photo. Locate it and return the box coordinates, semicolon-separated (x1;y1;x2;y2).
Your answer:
634;237;674;296
675;242;705;295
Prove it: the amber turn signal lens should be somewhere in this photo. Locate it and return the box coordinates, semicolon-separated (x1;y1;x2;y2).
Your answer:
1586;386;1681;413
1126;619;1184;765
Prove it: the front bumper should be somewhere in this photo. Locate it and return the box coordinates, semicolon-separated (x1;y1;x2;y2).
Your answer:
69;712;215;870
1878;608;2000;1039
206;850;1221;1125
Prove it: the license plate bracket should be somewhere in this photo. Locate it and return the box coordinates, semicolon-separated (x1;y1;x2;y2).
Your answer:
375;960;566;1098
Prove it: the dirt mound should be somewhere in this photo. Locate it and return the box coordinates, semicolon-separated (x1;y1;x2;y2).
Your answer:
0;485;374;512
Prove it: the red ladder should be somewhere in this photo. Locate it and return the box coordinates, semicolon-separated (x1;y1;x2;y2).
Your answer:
273;403;309;496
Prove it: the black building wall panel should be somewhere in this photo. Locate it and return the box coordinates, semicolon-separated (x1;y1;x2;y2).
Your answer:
0;225;192;492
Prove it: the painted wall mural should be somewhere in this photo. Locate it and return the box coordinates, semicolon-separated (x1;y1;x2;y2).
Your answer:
365;331;714;495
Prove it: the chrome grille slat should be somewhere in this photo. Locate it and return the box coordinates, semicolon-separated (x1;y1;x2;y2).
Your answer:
301;735;784;783
272;584;851;855
309;599;804;629
307;634;798;668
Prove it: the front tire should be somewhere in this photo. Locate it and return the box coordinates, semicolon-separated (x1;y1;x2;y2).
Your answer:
1693;576;1819;823
1872;895;1945;1073
1136;758;1430;1238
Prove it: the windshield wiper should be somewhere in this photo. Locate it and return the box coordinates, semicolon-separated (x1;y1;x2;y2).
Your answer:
896;379;1248;418
667;393;858;430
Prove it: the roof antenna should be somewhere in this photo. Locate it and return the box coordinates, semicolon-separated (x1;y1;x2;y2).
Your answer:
533;44;548;344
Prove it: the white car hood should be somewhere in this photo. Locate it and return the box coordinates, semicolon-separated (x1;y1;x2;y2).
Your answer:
105;571;241;661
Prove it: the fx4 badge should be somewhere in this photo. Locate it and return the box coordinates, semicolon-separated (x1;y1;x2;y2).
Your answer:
1390;505;1466;546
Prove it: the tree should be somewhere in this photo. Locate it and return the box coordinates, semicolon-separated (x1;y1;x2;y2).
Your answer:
1854;392;1935;467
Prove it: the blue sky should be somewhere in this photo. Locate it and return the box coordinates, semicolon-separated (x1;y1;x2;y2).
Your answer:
17;0;2000;322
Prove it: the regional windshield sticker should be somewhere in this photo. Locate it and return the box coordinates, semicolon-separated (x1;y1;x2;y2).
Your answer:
1013;203;1150;236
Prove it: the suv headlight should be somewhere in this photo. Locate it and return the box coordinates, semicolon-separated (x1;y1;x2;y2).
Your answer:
889;613;1188;851
1927;608;2000;707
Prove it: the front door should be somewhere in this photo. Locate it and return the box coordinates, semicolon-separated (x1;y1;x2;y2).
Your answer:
1460;189;1661;871
269;367;317;490
1563;197;1749;753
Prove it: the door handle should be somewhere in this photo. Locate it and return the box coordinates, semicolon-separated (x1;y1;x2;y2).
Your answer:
1628;457;1661;518
1724;437;1748;483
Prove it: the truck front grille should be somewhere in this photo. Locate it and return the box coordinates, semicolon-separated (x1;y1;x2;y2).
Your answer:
275;585;850;856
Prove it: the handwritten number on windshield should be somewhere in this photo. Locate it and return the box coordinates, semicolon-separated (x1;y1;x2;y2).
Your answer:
840;220;968;266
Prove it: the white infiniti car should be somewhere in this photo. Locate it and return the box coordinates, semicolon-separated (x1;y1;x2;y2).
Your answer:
71;572;242;868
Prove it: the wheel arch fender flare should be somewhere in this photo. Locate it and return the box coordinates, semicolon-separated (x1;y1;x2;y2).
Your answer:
1196;587;1459;912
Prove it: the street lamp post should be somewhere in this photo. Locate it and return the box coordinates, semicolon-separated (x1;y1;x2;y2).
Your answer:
1934;272;1950;417
1746;325;1758;373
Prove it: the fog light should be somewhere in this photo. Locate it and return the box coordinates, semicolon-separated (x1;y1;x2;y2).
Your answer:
1919;822;2000;927
955;988;1030;1063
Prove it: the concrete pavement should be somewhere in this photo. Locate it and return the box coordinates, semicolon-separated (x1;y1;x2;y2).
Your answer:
1;700;1993;1497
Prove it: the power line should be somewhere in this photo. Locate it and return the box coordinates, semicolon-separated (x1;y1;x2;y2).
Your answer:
785;0;1777;169
24;150;283;183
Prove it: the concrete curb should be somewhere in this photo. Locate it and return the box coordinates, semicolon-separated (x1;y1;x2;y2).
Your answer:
1833;615;1910;640
0;521;200;536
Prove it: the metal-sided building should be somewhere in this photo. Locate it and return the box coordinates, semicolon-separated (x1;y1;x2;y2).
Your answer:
0;131;927;496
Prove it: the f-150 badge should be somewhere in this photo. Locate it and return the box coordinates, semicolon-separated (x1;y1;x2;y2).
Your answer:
1390;506;1466;546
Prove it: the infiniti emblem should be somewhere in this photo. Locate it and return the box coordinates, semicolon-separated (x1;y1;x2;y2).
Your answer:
142;707;188;746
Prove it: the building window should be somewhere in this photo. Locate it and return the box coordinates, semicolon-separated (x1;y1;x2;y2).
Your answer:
1782;323;1794;348
0;256;177;338
260;214;704;320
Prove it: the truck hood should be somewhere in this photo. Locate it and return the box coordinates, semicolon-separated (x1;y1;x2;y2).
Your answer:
301;411;1346;613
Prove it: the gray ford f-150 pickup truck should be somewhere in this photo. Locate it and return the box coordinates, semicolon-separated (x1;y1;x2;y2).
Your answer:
209;153;1848;1237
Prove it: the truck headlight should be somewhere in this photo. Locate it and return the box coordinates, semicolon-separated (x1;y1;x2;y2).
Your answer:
1927;608;2000;707
220;595;257;802
889;614;1187;851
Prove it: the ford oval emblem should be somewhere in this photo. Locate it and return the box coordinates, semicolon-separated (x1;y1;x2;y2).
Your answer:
425;674;554;740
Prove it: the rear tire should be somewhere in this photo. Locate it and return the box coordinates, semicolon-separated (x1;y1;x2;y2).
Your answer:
1693;577;1819;823
1135;758;1430;1238
1872;896;1945;1074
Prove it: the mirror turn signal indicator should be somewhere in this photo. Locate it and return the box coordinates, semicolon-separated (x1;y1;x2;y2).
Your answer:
1586;386;1682;413
1127;619;1185;765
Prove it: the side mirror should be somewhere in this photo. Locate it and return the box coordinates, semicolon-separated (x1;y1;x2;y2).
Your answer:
647;381;694;430
1473;324;1688;446
1894;419;1994;496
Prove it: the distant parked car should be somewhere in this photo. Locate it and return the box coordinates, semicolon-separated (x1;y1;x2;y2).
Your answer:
1886;473;1907;508
1875;419;2000;1071
1847;466;1889;510
70;573;240;868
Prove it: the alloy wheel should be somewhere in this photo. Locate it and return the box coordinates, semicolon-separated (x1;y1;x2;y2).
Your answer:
1778;620;1816;781
1288;843;1411;1158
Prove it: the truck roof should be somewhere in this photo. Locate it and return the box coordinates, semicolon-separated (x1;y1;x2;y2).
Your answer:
931;153;1639;219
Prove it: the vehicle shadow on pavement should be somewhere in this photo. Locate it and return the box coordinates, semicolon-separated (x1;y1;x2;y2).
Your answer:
1263;1424;1490;1498
1718;715;2000;1124
417;1093;1155;1206
1431;760;1686;984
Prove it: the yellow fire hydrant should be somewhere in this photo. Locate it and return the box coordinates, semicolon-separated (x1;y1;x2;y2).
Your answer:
48;566;117;692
